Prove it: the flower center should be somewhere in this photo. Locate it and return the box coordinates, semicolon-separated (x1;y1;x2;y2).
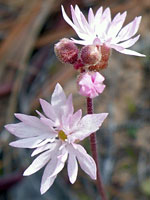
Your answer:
58;130;67;141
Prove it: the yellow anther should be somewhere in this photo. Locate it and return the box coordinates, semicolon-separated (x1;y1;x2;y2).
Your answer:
58;130;67;141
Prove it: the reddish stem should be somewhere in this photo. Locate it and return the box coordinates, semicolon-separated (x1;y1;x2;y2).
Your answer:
87;97;107;200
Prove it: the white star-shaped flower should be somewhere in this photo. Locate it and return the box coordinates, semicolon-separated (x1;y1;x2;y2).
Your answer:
5;83;108;194
62;5;145;57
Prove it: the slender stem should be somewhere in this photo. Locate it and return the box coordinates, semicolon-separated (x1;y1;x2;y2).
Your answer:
87;97;107;200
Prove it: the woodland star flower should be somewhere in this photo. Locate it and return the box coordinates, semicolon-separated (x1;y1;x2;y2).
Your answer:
61;5;145;57
5;83;108;194
78;72;105;98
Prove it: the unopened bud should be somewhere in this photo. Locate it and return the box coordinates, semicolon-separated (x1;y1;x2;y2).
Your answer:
88;45;110;71
101;44;110;62
80;45;101;66
54;38;79;64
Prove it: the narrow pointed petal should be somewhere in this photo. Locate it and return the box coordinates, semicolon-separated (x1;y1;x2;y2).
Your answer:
71;5;83;31
9;136;46;148
62;5;92;40
117;35;140;48
74;5;84;29
61;5;78;31
67;153;78;184
88;8;94;28
50;149;68;177
51;83;66;106
31;143;52;157
95;6;103;19
109;44;124;51
75;144;96;179
116;16;142;42
107;11;127;38
5;123;42;138
40;118;56;132
14;113;49;131
40;99;56;120
115;48;146;57
40;175;57;195
40;158;58;194
70;109;82;129
23;150;51;176
36;138;55;148
71;38;92;45
71;113;108;141
95;7;103;31
100;7;111;33
62;94;74;117
80;12;93;35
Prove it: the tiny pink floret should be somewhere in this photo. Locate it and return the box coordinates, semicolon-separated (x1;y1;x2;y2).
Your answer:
78;72;105;98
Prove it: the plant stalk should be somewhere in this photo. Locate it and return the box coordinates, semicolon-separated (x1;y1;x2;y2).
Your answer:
87;97;107;200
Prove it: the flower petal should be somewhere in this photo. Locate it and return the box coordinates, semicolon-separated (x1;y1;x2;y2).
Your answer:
97;7;111;35
70;109;82;129
80;11;94;35
75;144;96;179
70;113;108;141
94;7;103;33
61;5;78;31
71;38;92;45
107;11;127;38
14;113;49;131
115;48;146;57
31;143;52;157
67;153;78;184
40;118;57;132
88;8;94;29
9;136;47;148
40;158;58;194
50;148;68;177
71;5;83;32
40;174;57;195
5;123;43;138
51;83;66;106
39;99;56;120
61;5;90;40
116;16;142;42
23;150;51;176
117;35;140;48
63;94;74;117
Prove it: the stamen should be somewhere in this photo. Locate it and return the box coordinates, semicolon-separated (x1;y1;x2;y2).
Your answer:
58;130;67;141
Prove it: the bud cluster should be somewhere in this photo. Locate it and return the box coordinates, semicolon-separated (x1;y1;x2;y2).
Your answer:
54;38;111;72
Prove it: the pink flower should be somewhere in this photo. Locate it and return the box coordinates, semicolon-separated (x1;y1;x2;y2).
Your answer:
78;72;105;98
5;83;108;194
61;5;145;57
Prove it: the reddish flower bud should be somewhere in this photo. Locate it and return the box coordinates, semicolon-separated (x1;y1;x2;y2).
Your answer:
54;38;79;64
101;44;110;62
88;45;110;71
80;45;101;66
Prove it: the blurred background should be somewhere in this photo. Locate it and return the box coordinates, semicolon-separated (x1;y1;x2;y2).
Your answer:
0;0;149;199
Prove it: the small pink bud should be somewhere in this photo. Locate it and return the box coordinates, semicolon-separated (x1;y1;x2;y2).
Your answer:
77;72;105;98
54;38;79;64
80;45;101;66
